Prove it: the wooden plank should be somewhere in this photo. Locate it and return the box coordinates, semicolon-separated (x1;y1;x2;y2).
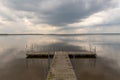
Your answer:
26;51;95;55
47;51;77;80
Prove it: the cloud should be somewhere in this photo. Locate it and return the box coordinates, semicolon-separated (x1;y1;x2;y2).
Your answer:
67;0;120;33
4;0;114;26
0;0;120;33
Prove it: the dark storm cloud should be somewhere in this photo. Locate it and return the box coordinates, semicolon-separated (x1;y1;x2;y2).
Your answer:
4;0;114;26
4;0;44;11
41;0;113;26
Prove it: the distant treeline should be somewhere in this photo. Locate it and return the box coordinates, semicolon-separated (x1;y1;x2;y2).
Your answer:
0;33;120;36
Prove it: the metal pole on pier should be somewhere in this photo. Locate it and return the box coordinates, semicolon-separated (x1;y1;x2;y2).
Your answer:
48;51;50;70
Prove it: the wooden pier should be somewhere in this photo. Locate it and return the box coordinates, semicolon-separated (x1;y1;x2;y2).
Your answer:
26;51;96;80
47;51;77;80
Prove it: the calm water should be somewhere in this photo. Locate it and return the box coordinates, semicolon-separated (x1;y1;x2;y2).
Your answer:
0;35;120;80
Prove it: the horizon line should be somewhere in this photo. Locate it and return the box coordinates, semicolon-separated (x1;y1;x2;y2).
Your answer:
1;33;120;35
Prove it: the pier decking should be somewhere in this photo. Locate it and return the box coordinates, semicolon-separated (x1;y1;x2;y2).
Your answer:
47;51;77;80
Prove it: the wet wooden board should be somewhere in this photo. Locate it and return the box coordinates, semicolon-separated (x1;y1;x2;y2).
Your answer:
47;51;77;80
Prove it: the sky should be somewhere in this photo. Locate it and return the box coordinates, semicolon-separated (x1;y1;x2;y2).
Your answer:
0;0;120;34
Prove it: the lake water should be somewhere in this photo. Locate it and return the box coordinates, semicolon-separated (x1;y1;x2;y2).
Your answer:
0;35;120;80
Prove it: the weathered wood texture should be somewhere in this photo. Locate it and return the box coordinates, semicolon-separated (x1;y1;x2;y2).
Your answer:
47;51;77;80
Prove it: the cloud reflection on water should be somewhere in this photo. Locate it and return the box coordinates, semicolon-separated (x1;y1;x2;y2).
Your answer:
0;35;120;80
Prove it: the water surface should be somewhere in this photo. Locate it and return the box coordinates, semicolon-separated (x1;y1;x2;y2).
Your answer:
0;35;120;80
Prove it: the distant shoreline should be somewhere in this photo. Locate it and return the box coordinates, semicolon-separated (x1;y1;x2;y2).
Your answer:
0;33;120;36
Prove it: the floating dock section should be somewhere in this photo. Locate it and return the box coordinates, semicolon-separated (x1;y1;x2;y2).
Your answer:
26;51;96;59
